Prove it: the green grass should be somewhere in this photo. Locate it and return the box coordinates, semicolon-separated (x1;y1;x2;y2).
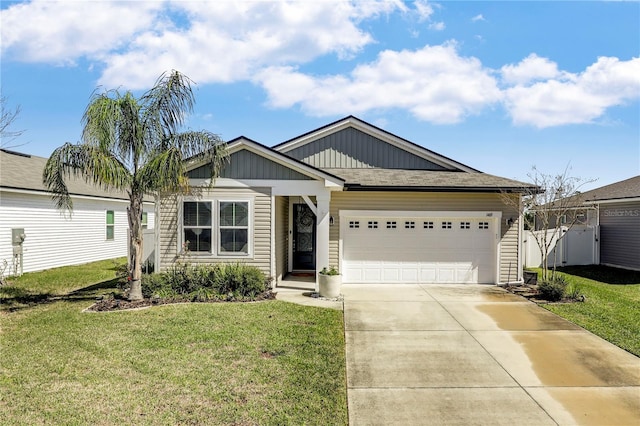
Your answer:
538;266;640;357
1;258;126;311
0;260;348;425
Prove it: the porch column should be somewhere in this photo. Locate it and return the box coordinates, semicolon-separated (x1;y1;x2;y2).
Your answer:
315;194;331;292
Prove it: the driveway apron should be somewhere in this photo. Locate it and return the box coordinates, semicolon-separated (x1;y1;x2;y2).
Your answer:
342;284;640;426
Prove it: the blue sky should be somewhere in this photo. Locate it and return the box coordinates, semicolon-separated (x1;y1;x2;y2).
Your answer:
1;0;639;190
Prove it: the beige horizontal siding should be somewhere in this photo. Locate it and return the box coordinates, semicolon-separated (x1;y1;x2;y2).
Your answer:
159;187;272;277
330;191;520;283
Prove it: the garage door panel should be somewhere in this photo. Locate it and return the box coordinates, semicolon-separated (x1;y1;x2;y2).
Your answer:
343;214;497;284
437;267;456;283
419;267;437;282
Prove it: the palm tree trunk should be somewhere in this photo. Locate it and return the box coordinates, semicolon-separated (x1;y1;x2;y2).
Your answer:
127;192;144;301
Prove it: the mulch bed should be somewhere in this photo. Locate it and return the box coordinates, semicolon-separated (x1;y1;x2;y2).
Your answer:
87;291;276;312
501;284;583;304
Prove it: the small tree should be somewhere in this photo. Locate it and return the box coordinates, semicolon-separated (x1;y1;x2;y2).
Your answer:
43;70;227;300
1;95;25;148
503;166;595;282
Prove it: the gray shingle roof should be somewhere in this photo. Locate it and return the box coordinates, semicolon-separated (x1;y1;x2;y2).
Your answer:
322;168;535;191
580;175;640;202
0;149;130;200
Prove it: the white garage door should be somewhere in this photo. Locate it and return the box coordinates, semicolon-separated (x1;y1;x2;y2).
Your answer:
342;213;497;284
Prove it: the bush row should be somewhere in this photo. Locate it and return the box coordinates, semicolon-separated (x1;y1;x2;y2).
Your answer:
139;263;271;301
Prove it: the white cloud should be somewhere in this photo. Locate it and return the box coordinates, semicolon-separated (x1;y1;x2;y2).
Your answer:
501;54;567;85
2;1;637;129
504;56;640;127
1;1;163;65
414;0;434;22
1;0;402;89
255;43;501;124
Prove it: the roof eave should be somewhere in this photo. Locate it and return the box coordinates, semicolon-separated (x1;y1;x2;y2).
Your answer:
343;184;533;193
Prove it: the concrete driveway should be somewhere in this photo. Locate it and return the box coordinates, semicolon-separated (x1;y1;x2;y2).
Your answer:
342;284;640;426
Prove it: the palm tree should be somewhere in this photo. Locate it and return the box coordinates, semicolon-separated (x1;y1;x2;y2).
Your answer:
43;70;227;300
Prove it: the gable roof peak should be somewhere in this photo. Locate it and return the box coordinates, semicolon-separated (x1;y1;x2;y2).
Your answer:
273;116;480;173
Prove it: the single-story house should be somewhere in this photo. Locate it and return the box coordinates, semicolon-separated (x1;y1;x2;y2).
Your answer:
0;149;155;277
581;175;640;271
157;116;534;288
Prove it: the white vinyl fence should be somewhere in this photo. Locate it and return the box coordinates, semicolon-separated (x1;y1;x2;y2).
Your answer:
523;225;598;268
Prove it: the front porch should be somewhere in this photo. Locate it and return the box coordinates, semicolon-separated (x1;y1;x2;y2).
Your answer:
273;272;343;310
274;194;333;292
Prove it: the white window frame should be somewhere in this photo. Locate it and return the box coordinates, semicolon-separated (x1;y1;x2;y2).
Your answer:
106;210;115;240
182;201;214;253
217;199;251;256
179;196;254;258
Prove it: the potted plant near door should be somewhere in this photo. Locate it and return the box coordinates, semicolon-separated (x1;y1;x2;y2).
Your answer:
318;266;341;298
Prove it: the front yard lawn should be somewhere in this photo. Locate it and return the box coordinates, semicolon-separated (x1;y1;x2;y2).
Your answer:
0;260;348;425
540;266;640;357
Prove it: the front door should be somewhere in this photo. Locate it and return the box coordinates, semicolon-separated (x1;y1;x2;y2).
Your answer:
293;203;316;270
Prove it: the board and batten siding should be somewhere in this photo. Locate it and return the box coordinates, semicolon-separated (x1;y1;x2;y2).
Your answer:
285;127;447;170
599;201;640;270
0;191;154;276
189;149;312;180
275;196;289;283
159;187;273;276
329;191;520;283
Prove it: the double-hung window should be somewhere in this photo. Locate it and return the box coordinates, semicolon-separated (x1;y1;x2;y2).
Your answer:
106;210;115;240
183;202;212;252
182;199;251;256
219;201;249;254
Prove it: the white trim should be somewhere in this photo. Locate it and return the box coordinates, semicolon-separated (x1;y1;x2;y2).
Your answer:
315;194;331;292
190;179;342;193
301;195;317;215
0;186;155;205
217;199;252;256
154;193;161;270
339;210;502;219
274;117;477;173
270;195;276;285
288;197;294;273
587;197;640;205
179;195;255;259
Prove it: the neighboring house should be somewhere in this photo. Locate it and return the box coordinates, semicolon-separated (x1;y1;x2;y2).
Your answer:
157;116;534;287
0;149;155;277
581;176;640;271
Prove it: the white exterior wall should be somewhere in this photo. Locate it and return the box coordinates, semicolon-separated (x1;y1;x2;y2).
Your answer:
0;190;155;276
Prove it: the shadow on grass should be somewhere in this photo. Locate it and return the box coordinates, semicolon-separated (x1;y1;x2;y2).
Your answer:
556;265;640;285
0;278;121;313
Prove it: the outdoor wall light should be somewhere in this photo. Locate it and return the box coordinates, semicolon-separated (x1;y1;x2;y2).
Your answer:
329;216;334;226
507;217;515;226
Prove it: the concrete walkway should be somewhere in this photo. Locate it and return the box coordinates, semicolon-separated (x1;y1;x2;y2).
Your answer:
342;284;640;426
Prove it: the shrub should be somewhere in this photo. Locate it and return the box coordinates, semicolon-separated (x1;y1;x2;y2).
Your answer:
141;273;171;298
140;263;269;301
319;266;339;276
538;275;568;301
214;263;268;297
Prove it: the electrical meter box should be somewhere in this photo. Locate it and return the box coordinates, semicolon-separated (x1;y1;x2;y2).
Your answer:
12;228;26;246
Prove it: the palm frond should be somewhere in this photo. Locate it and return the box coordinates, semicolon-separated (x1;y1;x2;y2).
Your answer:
137;147;188;194
140;70;195;135
138;130;227;194
172;130;228;180
82;92;121;151
43;142;131;213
